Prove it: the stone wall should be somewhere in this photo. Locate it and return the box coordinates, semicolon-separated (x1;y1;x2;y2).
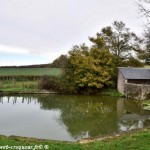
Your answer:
117;71;126;94
124;83;150;100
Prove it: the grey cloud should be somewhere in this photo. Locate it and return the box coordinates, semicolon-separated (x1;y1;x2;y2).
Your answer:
0;0;143;58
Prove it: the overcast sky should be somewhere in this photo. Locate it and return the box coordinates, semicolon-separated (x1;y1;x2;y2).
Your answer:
0;0;144;66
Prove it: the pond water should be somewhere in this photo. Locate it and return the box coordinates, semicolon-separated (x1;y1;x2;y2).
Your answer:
0;94;150;142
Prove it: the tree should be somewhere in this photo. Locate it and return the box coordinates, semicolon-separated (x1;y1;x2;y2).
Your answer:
144;29;150;64
65;44;114;94
137;1;150;64
138;0;150;25
89;21;142;61
51;54;68;68
138;28;150;64
123;56;144;67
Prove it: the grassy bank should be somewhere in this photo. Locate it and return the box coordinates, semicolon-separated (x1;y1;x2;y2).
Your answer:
101;88;124;97
0;81;38;92
0;80;55;94
0;128;150;150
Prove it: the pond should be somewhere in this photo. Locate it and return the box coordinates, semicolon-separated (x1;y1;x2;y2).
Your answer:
0;94;150;142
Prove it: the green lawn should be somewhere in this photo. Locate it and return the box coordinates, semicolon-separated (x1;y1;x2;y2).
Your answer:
0;129;150;150
0;68;62;77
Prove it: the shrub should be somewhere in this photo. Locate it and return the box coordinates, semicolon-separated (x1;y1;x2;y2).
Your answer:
38;76;60;91
123;57;144;67
38;76;75;94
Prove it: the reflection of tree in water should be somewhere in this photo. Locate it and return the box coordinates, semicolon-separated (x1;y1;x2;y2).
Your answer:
119;119;150;132
1;95;150;140
118;99;150;132
38;96;150;139
119;120;143;131
123;100;146;115
0;95;35;105
36;95;118;139
0;95;118;140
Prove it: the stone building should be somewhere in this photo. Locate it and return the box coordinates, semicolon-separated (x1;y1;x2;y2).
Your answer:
117;67;150;100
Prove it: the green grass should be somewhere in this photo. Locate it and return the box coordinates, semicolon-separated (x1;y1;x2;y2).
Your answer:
0;128;150;150
102;89;124;97
0;67;63;93
143;100;150;110
0;81;39;92
0;68;62;77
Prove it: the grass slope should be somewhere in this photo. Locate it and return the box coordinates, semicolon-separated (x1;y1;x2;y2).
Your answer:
0;81;38;92
0;128;150;150
0;68;62;77
0;67;62;92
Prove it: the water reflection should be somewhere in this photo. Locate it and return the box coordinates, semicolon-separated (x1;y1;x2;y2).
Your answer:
0;95;150;141
117;99;150;132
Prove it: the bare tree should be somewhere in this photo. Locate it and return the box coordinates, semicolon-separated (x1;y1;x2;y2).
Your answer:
138;0;150;25
137;1;150;63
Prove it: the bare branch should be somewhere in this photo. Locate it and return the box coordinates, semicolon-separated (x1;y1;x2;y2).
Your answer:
137;0;150;26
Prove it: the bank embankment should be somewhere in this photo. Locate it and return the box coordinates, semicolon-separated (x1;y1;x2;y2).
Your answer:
0;127;150;150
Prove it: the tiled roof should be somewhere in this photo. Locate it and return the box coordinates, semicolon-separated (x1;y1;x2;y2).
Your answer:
118;67;150;79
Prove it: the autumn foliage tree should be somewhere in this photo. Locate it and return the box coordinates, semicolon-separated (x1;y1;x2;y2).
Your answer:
65;43;114;94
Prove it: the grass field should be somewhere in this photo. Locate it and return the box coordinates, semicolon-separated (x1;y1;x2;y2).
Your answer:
0;67;63;92
0;128;150;150
0;68;62;77
0;81;38;92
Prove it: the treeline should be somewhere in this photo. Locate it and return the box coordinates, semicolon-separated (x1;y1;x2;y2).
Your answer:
0;64;51;68
0;58;67;68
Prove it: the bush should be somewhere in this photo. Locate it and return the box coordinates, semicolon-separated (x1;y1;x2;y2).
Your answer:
38;76;60;91
38;76;75;94
123;57;144;67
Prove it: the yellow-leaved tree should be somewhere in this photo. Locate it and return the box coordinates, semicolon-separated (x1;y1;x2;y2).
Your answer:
65;43;114;94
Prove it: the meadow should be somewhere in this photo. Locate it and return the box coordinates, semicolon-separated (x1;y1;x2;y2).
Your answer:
0;67;62;77
0;67;63;92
